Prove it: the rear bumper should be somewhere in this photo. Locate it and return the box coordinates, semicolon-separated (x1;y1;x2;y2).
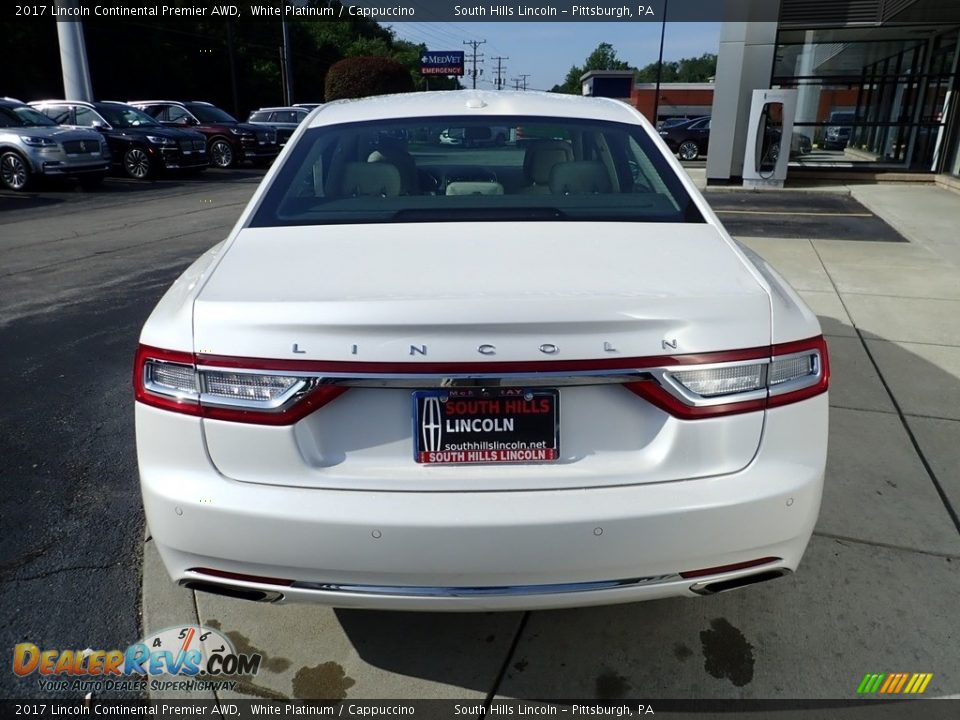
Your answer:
138;394;827;610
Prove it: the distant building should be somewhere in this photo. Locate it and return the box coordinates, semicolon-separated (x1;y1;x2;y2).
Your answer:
580;70;635;100
631;82;715;122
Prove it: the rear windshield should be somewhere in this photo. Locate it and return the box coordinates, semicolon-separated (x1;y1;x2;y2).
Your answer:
249;115;702;227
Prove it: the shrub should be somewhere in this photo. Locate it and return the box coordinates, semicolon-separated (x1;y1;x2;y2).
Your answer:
325;56;415;101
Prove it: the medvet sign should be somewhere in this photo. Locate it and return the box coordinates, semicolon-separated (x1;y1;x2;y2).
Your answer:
420;51;465;76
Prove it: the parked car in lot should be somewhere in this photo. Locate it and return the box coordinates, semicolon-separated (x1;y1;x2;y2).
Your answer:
247;106;310;147
0;99;110;191
29;100;207;179
661;116;813;161
129;100;278;168
656;116;696;131
135;90;828;611
823;110;855;150
659;116;711;160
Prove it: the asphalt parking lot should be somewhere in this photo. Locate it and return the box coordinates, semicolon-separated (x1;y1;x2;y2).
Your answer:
1;171;958;704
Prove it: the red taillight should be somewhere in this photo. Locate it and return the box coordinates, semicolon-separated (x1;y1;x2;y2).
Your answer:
624;335;828;419
134;336;827;425
134;344;347;425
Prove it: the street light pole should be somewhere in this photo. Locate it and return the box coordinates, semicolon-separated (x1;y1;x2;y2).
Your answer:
652;0;669;126
281;1;294;104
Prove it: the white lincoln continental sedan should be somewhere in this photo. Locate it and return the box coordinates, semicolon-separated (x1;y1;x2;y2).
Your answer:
135;91;829;610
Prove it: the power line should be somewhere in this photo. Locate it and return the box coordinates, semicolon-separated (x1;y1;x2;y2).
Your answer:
517;74;530;91
491;56;509;90
463;39;486;90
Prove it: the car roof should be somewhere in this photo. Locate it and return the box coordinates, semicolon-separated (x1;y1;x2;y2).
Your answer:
29;99;102;109
128;100;213;107
252;106;308;113
305;90;640;129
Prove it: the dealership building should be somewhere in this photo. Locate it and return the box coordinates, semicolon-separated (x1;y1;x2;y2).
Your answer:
703;0;960;186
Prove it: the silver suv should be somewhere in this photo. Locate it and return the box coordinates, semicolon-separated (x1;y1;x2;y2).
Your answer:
0;99;111;191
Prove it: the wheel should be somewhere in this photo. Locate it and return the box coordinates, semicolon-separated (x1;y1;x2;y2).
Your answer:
123;146;153;180
0;150;31;191
78;174;105;189
678;141;700;161
208;138;235;169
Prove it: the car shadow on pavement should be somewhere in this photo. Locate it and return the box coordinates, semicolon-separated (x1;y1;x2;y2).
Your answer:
322;331;960;700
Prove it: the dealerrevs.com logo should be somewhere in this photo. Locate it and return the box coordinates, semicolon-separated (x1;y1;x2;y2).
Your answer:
13;625;261;693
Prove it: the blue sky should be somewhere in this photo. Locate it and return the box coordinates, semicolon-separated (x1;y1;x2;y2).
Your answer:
390;22;721;91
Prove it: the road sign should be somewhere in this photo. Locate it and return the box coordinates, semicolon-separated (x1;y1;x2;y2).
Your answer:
420;51;465;77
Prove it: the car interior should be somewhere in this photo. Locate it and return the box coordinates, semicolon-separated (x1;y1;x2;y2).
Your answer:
255;116;700;226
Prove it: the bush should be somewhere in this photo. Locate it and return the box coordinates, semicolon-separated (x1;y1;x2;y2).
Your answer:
324;56;415;101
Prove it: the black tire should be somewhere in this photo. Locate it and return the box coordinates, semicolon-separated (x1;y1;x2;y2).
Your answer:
0;150;32;191
678;140;700;161
123;146;154;180
208;138;235;169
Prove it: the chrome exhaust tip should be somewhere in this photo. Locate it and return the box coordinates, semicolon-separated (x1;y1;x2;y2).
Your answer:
179;579;283;603
689;568;791;596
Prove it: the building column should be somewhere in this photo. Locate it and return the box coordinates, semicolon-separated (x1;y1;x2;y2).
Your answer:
56;0;94;101
706;3;781;184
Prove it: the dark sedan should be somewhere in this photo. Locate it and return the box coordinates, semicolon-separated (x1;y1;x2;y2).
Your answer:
30;100;207;179
659;116;711;161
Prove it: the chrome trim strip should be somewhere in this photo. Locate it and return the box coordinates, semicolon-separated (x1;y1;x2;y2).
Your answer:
291;574;680;597
194;364;654;382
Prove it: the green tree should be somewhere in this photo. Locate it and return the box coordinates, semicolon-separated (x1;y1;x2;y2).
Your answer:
550;42;632;94
635;53;716;84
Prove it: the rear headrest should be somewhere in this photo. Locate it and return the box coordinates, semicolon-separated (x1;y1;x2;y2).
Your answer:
338;161;401;197
523;140;574;185
549;161;612;195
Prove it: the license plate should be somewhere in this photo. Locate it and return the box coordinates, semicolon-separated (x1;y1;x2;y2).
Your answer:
413;388;559;465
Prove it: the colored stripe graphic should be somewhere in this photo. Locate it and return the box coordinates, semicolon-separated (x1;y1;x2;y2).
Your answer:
857;673;932;694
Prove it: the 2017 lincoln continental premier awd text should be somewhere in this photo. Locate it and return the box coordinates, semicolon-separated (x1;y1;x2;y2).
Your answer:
135;91;829;610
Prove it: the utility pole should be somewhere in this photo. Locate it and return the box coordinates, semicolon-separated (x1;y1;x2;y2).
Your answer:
518;74;530;91
463;39;486;90
491;56;509;90
280;1;294;105
511;78;521;91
